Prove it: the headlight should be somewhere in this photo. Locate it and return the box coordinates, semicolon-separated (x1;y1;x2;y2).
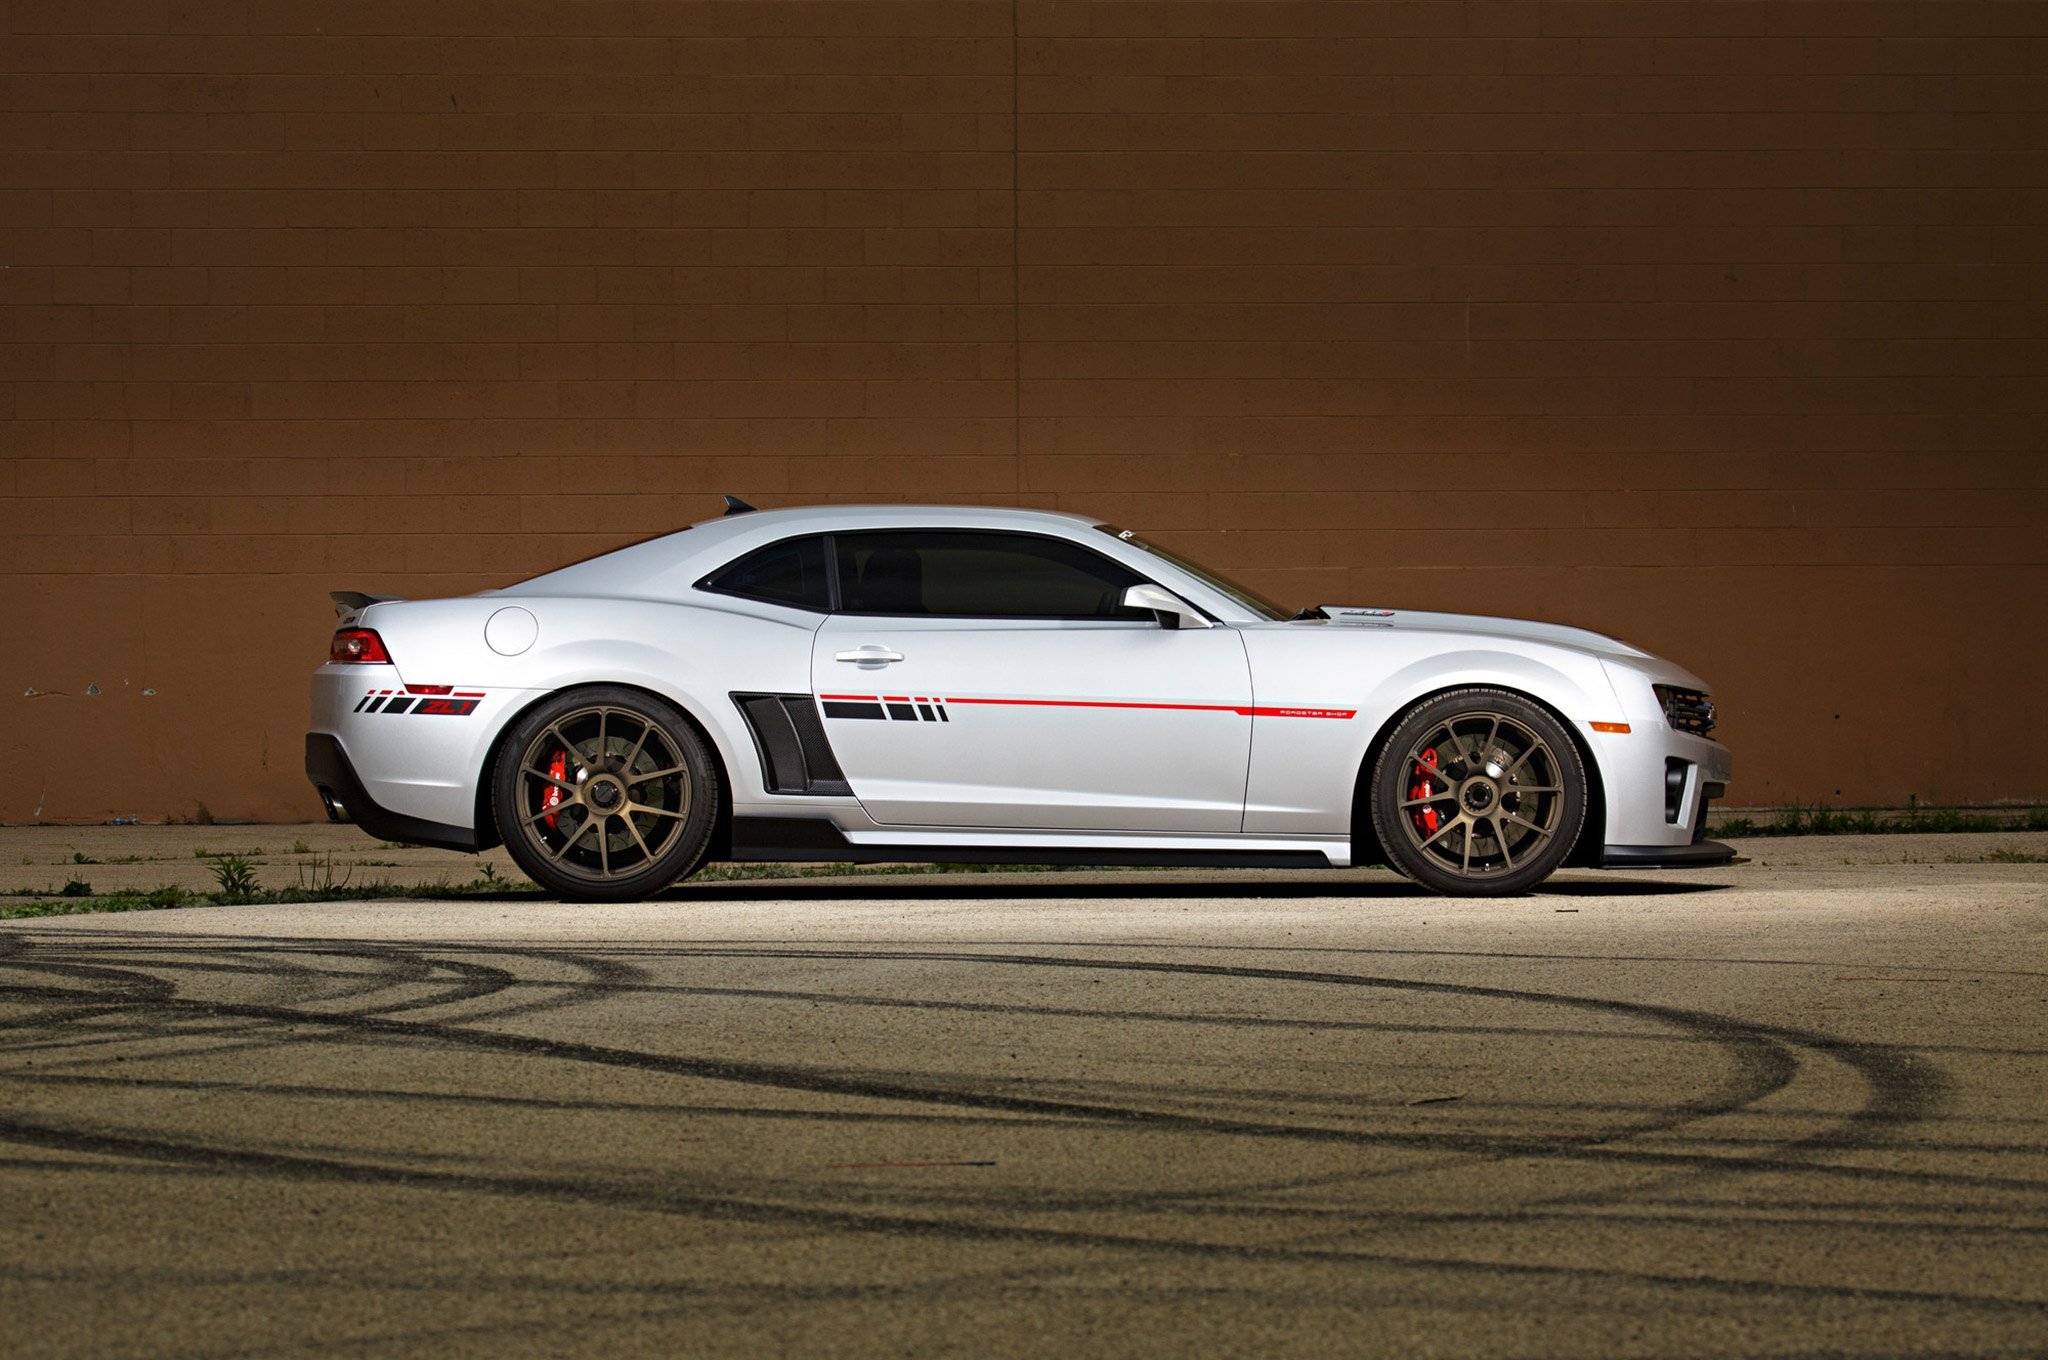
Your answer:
1652;684;1715;738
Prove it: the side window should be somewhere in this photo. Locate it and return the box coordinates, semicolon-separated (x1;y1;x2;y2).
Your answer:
836;531;1149;619
699;536;831;611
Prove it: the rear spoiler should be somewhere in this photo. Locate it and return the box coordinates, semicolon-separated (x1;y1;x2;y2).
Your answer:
330;590;399;619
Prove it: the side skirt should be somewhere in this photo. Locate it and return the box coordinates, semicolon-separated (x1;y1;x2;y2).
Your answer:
727;815;1337;870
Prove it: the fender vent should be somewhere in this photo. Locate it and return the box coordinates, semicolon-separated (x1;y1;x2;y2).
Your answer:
732;693;851;796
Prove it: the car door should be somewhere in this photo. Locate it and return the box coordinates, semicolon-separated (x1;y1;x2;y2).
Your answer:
810;529;1253;832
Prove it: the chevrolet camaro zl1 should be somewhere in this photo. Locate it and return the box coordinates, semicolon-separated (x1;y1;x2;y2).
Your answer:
306;500;1734;900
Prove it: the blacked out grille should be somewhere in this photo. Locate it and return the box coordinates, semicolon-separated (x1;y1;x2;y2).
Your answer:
1653;685;1716;739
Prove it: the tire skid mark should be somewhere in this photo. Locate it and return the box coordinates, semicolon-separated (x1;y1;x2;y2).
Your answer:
0;971;1800;1168
663;945;1962;1203
285;972;1784;1049
20;944;502;1019
366;944;648;1027
0;1072;1094;1129
23;922;2045;984
605;934;2048;981
0;928;2005;1307
16;939;643;1030
0;940;595;1071
0;1108;2038;1316
0;939;1958;1191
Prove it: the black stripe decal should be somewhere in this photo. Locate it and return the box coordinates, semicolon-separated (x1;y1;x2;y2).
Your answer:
822;701;885;721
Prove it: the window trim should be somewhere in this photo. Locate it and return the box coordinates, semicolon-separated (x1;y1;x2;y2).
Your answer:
829;527;1161;622
694;527;1175;622
693;533;835;613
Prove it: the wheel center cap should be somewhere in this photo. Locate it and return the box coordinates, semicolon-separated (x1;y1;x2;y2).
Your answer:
1462;780;1497;813
587;778;623;811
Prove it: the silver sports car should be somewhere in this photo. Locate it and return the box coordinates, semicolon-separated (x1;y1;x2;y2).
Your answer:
307;499;1733;900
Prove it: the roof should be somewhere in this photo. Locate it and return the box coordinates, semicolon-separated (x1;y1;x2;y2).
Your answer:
498;502;1108;602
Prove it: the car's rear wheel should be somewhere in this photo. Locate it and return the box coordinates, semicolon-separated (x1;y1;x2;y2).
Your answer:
493;686;719;902
1369;688;1586;896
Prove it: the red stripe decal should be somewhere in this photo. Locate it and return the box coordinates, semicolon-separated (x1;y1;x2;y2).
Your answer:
453;691;486;698
946;697;1233;714
942;697;1353;720
819;693;876;701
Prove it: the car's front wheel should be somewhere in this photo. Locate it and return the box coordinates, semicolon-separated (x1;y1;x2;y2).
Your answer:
493;686;720;902
1369;688;1587;896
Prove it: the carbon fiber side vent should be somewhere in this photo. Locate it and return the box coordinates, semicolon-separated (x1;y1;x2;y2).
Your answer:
731;693;851;796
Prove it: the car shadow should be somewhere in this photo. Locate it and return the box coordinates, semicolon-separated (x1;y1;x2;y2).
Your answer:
655;875;1734;903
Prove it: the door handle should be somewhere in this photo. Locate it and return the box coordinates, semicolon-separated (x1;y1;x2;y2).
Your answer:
835;646;904;667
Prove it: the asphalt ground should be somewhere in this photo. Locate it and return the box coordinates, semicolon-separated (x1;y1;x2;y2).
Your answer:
1;830;2044;1358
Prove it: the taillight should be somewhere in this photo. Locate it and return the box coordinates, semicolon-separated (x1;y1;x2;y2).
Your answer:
330;629;392;664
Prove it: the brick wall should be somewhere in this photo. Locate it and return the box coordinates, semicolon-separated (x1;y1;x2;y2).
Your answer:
3;0;2043;824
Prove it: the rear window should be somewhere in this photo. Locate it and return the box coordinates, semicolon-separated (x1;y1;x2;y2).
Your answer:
699;536;831;611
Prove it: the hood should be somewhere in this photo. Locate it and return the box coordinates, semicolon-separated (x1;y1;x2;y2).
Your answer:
1311;606;1650;660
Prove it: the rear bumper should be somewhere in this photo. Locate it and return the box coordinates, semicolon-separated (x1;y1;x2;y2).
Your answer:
1599;839;1737;869
305;733;482;853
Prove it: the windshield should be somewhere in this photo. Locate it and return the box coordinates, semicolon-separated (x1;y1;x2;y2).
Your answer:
1096;525;1291;621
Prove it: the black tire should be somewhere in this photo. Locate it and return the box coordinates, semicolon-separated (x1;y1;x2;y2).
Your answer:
493;686;720;902
1369;687;1586;896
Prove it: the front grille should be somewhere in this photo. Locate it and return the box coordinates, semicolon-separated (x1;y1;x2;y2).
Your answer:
1654;684;1716;738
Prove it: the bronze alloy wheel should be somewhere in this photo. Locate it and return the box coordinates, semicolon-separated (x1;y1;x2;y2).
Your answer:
1370;688;1586;896
494;686;719;901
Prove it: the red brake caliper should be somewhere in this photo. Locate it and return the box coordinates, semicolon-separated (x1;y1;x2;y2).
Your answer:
542;749;567;830
1409;748;1441;838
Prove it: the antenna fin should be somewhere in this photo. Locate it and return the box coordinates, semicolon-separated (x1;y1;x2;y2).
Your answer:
722;494;758;516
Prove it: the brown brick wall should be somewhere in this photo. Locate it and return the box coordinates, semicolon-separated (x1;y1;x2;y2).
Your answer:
3;0;2043;824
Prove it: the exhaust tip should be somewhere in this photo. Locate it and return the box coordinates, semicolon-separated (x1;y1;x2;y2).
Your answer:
317;787;350;824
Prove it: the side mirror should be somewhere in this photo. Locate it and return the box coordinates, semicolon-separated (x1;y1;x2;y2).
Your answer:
1122;584;1212;630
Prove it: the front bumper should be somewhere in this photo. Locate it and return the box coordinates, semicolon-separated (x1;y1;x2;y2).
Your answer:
1600;838;1736;869
1585;663;1735;870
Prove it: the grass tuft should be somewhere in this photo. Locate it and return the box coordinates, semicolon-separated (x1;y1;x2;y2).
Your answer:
1713;805;2048;839
0;867;533;921
207;854;258;904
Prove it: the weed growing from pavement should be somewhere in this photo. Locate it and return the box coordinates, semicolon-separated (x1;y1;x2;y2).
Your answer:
292;852;353;893
0;874;529;921
1944;847;2048;864
0;857;1212;921
1713;804;2048;838
208;854;259;904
